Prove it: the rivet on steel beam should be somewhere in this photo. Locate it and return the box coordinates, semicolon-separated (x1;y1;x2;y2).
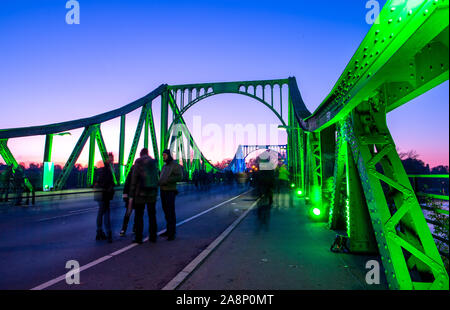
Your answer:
390;7;395;12
423;9;428;15
388;19;393;24
408;10;413;15
397;17;402;22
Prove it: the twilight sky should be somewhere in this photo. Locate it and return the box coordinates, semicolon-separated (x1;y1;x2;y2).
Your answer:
0;0;448;167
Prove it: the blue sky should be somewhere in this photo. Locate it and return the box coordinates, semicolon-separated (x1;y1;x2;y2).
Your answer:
0;0;448;167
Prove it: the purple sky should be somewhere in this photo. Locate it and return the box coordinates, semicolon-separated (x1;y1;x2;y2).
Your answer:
0;0;448;167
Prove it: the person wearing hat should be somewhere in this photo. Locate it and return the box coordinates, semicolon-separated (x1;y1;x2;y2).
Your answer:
159;149;183;240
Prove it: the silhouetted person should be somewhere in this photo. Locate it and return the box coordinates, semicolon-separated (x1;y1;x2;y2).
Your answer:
275;163;292;209
129;148;159;244
120;165;136;236
0;165;13;202
94;153;115;243
159;149;183;241
255;150;277;231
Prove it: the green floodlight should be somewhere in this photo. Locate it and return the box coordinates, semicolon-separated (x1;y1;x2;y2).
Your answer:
296;189;303;196
43;161;54;191
290;183;295;188
312;208;321;216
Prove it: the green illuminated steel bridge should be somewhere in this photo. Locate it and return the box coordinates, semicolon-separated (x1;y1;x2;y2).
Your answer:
0;0;448;290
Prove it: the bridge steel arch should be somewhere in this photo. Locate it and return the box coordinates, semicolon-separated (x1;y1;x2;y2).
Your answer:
225;144;287;173
162;78;310;180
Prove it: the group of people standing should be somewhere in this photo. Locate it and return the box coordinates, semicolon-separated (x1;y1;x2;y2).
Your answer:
94;148;182;244
0;165;35;206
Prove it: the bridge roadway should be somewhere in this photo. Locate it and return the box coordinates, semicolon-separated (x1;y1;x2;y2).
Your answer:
0;184;388;290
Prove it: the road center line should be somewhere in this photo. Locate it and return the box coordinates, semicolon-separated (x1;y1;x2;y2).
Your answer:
30;189;251;290
162;197;259;290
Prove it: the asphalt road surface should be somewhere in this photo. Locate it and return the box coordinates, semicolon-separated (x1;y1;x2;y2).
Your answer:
0;183;252;290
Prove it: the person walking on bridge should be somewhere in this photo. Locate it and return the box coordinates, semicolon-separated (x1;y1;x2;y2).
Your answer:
0;165;13;203
159;149;183;241
129;148;159;244
94;153;115;243
255;150;277;231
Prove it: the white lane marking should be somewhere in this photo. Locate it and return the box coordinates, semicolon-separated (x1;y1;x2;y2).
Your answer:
162;198;259;290
35;206;121;222
175;192;251;227
30;190;251;290
69;207;98;213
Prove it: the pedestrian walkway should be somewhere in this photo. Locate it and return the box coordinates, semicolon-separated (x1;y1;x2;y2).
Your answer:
177;192;389;290
40;190;388;290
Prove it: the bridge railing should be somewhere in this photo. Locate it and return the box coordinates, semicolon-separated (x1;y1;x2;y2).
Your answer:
408;174;449;262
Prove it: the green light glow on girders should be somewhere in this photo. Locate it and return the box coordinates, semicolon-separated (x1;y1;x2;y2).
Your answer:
290;183;295;188
312;208;321;216
403;0;426;11
296;189;303;196
120;165;126;184
310;185;322;205
345;198;350;238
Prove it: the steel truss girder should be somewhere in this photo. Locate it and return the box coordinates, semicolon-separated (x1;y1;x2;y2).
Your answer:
166;90;216;173
118;115;126;184
329;126;348;231
54;125;96;190
125;103;151;178
305;0;449;132
343;98;448;290
95;126;117;186
329;122;377;253
147;108;160;166
241;144;287;160
55;125;117;190
305;131;323;206
168;79;292;127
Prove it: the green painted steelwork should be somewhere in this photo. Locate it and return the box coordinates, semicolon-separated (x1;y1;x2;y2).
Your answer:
125;103;151;179
0;85;167;140
118;115;126;185
0;0;447;290
54;126;95;190
0;139;33;191
43;161;54;191
147;107;160;165
43;134;53;163
408;174;449;178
